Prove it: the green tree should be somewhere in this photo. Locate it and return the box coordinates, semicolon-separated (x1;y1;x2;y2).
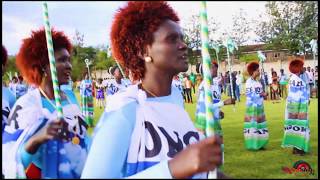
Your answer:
231;8;252;46
239;53;259;62
3;56;18;83
254;1;318;54
183;14;220;65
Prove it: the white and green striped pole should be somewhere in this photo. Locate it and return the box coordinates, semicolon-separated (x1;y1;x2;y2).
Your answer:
43;2;63;121
200;1;217;178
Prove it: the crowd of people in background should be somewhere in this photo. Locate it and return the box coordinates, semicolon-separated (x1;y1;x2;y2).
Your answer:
4;64;318;106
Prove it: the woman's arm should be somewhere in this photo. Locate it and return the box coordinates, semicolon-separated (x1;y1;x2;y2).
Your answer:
81;103;136;178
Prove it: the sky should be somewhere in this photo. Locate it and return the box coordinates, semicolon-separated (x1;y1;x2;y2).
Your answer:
2;1;268;55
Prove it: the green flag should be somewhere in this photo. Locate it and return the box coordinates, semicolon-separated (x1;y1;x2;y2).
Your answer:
257;50;266;62
224;37;238;54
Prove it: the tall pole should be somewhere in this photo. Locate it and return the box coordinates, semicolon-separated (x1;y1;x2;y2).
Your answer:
200;1;217;178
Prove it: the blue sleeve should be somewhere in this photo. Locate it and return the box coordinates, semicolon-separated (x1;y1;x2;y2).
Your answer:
19;144;42;170
81;102;137;178
81;102;175;178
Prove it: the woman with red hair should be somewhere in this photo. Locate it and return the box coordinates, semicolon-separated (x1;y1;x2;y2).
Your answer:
282;59;310;155
82;1;222;178
244;61;269;150
2;28;89;178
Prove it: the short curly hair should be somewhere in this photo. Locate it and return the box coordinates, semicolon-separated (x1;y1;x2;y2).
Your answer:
16;28;72;86
2;45;8;66
110;1;179;81
211;60;218;68
289;59;304;74
247;61;259;76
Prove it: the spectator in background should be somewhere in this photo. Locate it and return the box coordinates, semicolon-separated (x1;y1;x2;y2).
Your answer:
306;67;314;97
224;71;230;96
189;72;196;94
268;68;275;99
235;71;241;102
220;72;225;94
15;75;28;99
270;71;280;102
237;70;243;95
259;70;268;98
196;73;203;88
279;69;289;99
95;78;106;109
184;74;193;103
9;76;18;98
315;66;318;87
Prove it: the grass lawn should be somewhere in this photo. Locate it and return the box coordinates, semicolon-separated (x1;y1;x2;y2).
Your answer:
75;88;318;179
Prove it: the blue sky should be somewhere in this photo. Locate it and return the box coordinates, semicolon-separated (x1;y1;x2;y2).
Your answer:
3;1;267;55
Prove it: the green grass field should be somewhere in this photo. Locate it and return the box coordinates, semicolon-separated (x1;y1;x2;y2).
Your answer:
76;89;318;179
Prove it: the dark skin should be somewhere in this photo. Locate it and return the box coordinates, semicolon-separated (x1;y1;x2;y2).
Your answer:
24;48;72;154
113;68;123;84
139;19;222;178
141;20;188;97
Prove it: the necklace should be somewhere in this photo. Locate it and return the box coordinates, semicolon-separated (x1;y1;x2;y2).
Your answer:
39;87;71;108
39;87;80;145
141;84;158;97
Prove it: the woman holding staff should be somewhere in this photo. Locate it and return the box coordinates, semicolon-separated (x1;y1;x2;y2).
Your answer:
2;28;89;178
82;1;222;178
244;62;269;150
282;59;310;156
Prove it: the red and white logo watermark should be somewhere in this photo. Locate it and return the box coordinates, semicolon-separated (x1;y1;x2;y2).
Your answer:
282;160;315;176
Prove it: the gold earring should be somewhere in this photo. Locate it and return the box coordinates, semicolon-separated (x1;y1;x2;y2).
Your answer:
145;56;152;63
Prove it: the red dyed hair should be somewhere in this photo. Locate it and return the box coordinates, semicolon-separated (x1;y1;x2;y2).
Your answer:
110;1;179;81
2;45;8;66
289;59;304;74
16;28;72;86
247;61;259;76
211;60;218;68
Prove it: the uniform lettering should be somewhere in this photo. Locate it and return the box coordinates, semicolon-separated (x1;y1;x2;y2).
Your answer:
158;127;183;158
285;125;307;132
8;105;22;129
2;107;10;120
212;90;219;99
183;131;199;145
255;87;261;94
143;121;201;158
145;121;162;158
244;129;250;134
246;87;252;94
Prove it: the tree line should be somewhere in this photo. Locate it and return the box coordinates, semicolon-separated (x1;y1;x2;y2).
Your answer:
4;1;318;82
